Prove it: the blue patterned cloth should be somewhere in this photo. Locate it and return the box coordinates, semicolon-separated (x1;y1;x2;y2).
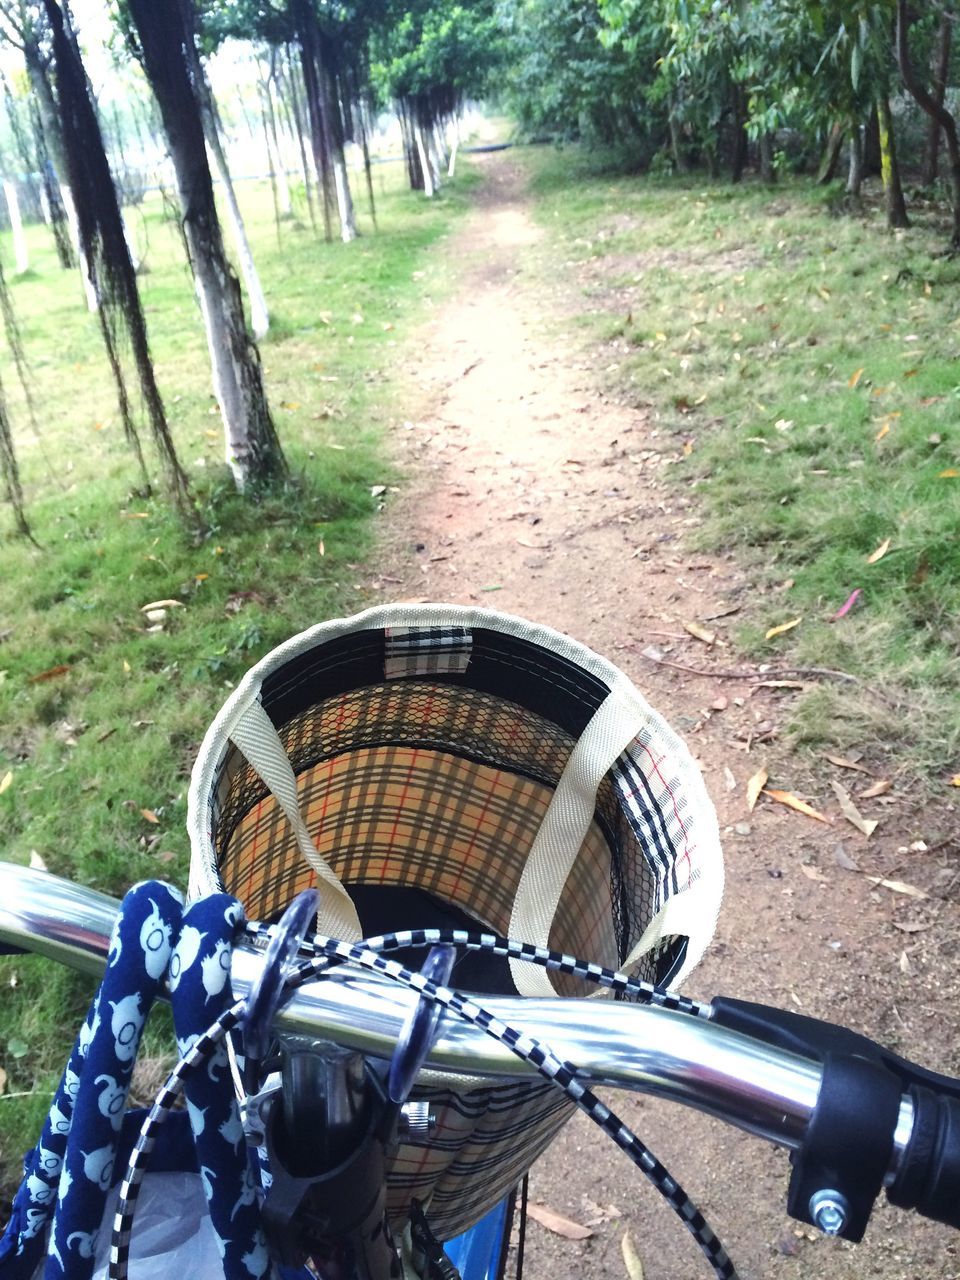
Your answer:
0;881;272;1280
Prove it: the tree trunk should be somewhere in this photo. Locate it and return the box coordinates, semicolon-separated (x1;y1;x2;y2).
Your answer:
877;94;910;229
261;60;292;217
730;86;748;183
897;0;960;244
317;55;356;241
817;121;845;184
414;118;435;197
864;106;882;175
178;0;270;337
668;100;689;173
4;182;28;274
846;121;864;197
285;42;317;231
124;0;287;492
759;132;776;183
24;49;96;306
922;11;952;185
43;0;196;512
292;0;335;241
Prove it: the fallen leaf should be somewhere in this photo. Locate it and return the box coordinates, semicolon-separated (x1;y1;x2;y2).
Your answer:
939;469;959;478
723;765;737;793
621;1231;645;1280
825;753;872;775
755;679;805;689
848;367;865;388
951;775;960;787
526;1204;593;1241
702;603;741;621
370;484;387;497
865;876;928;899
765;617;802;640
746;768;768;812
516;536;549;549
0;771;11;796
122;659;131;674
875;422;890;442
866;539;891;565
140;809;160;824
0;1064;6;1094
900;950;912;975
318;540;325;557
831;589;862;621
711;696;729;711
893;920;932;933
684;621;716;645
833;844;860;871
830;780;879;837
28;664;70;683
682;440;694;457
763;789;832;825
140;599;184;612
801;863;829;883
859;779;892;799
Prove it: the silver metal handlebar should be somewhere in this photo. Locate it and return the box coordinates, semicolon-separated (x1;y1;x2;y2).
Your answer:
0;862;914;1167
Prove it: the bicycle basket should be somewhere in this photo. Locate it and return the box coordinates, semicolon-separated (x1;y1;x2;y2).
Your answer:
187;604;723;1239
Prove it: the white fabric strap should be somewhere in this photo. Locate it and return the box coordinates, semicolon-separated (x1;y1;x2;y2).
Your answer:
508;691;647;997
229;699;362;941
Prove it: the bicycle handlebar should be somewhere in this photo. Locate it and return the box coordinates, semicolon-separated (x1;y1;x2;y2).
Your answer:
3;861;959;1242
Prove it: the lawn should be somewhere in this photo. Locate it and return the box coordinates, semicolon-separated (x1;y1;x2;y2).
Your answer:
0;159;475;1179
525;147;960;780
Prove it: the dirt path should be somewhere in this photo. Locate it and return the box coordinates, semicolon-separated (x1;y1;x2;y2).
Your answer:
375;154;960;1280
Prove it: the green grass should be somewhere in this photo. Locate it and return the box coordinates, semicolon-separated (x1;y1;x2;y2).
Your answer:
0;161;477;1185
524;146;960;776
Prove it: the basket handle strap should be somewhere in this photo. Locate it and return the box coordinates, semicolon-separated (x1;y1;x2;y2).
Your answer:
230;700;363;941
508;691;645;997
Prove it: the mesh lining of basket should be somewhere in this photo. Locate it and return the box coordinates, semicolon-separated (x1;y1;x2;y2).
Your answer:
187;604;724;1237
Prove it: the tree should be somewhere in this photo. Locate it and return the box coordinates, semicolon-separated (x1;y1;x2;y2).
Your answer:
120;0;287;493
42;0;195;514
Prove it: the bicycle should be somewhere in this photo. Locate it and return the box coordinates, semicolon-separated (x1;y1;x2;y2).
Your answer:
1;605;959;1280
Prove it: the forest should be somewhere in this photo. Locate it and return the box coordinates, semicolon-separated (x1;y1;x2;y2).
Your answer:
1;3;960;1264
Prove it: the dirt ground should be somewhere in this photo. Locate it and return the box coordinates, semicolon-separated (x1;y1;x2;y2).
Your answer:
372;152;960;1279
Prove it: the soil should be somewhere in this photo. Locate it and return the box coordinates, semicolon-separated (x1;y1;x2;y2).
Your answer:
372;152;960;1279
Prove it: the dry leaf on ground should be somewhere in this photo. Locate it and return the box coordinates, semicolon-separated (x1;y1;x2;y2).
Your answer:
866;539;891;564
139;599;184;612
28;664;71;683
864;876;928;900
746;768;768;812
526;1204;593;1241
621;1232;645;1280
825;753;872;775
763;789;832;825
765;617;802;640
0;1065;6;1095
859;779;892;799
140;809;160;824
0;771;11;796
801;864;830;883
683;621;716;645
830;781;879;837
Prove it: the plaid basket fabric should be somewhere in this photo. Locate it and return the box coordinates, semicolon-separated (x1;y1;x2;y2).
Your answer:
188;608;724;1242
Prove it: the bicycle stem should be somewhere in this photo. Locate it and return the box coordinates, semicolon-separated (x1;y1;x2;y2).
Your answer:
0;862;914;1171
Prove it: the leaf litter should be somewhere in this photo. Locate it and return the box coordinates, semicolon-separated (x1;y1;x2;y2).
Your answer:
526;1203;593;1240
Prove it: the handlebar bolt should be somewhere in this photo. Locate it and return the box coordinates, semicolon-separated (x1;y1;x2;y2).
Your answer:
399;1101;436;1144
808;1189;849;1237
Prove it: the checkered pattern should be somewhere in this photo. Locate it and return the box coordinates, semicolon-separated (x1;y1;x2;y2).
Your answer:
188;607;725;1259
384;626;472;679
284;931;737;1280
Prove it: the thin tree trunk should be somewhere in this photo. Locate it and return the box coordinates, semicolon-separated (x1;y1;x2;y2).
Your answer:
179;0;270;337
24;50;96;306
317;55;355;241
447;114;460;178
4;182;28;274
414;118;435;197
285;42;317;231
922;11;952;185
877;94;910;230
261;57;292;217
817;121;845;184
293;0;334;241
846;121;864;197
897;0;960;243
259;82;283;243
124;0;286;493
759;132;776;183
730;86;748;183
358;105;377;230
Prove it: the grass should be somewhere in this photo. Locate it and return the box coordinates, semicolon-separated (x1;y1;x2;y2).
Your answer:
523;146;960;778
0;160;477;1187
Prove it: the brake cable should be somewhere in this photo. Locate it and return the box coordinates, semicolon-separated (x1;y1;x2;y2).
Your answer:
112;926;735;1280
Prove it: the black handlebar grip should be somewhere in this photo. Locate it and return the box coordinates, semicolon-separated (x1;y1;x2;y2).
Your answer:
888;1086;960;1228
